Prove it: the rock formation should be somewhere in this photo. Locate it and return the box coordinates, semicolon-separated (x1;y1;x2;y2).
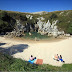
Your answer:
26;15;33;20
6;19;66;38
37;20;65;37
37;17;45;20
6;20;25;37
9;19;65;37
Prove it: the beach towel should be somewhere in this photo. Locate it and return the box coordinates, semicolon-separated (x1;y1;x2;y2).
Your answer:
36;59;43;65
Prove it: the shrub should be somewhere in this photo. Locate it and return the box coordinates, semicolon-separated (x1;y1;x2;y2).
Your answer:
20;15;27;21
50;13;58;19
0;11;16;33
67;23;72;34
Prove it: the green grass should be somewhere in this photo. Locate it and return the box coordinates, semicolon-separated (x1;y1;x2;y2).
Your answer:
0;52;72;71
22;32;50;40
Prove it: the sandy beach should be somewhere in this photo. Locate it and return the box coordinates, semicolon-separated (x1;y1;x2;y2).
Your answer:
0;36;72;66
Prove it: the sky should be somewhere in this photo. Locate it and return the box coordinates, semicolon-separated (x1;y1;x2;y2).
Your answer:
0;0;72;13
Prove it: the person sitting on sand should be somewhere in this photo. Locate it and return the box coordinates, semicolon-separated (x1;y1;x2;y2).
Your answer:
53;54;59;61
29;55;34;61
59;55;65;62
28;56;36;64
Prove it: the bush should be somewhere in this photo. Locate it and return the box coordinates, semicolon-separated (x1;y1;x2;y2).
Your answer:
20;15;27;21
0;11;16;34
50;13;58;19
23;32;49;40
0;52;14;71
67;23;72;34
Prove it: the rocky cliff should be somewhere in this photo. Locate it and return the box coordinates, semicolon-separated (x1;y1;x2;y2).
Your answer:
0;10;72;37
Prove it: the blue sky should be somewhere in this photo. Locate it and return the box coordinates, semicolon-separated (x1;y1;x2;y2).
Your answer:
0;0;72;13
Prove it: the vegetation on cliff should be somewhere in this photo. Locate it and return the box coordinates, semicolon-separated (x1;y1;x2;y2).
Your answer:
0;10;72;35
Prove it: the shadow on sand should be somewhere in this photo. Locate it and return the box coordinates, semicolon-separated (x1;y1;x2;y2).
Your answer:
0;43;39;66
0;43;6;46
0;43;28;55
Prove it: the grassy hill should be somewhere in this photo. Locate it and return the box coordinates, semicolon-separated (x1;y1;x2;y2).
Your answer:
0;10;72;34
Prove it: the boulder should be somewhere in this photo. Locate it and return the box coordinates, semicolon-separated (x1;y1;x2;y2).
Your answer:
52;32;58;37
65;34;71;37
29;32;32;36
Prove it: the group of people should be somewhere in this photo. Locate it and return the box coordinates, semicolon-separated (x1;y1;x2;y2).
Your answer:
53;54;65;62
28;54;65;64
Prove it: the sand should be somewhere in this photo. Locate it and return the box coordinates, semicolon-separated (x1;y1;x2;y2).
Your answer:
0;36;72;66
